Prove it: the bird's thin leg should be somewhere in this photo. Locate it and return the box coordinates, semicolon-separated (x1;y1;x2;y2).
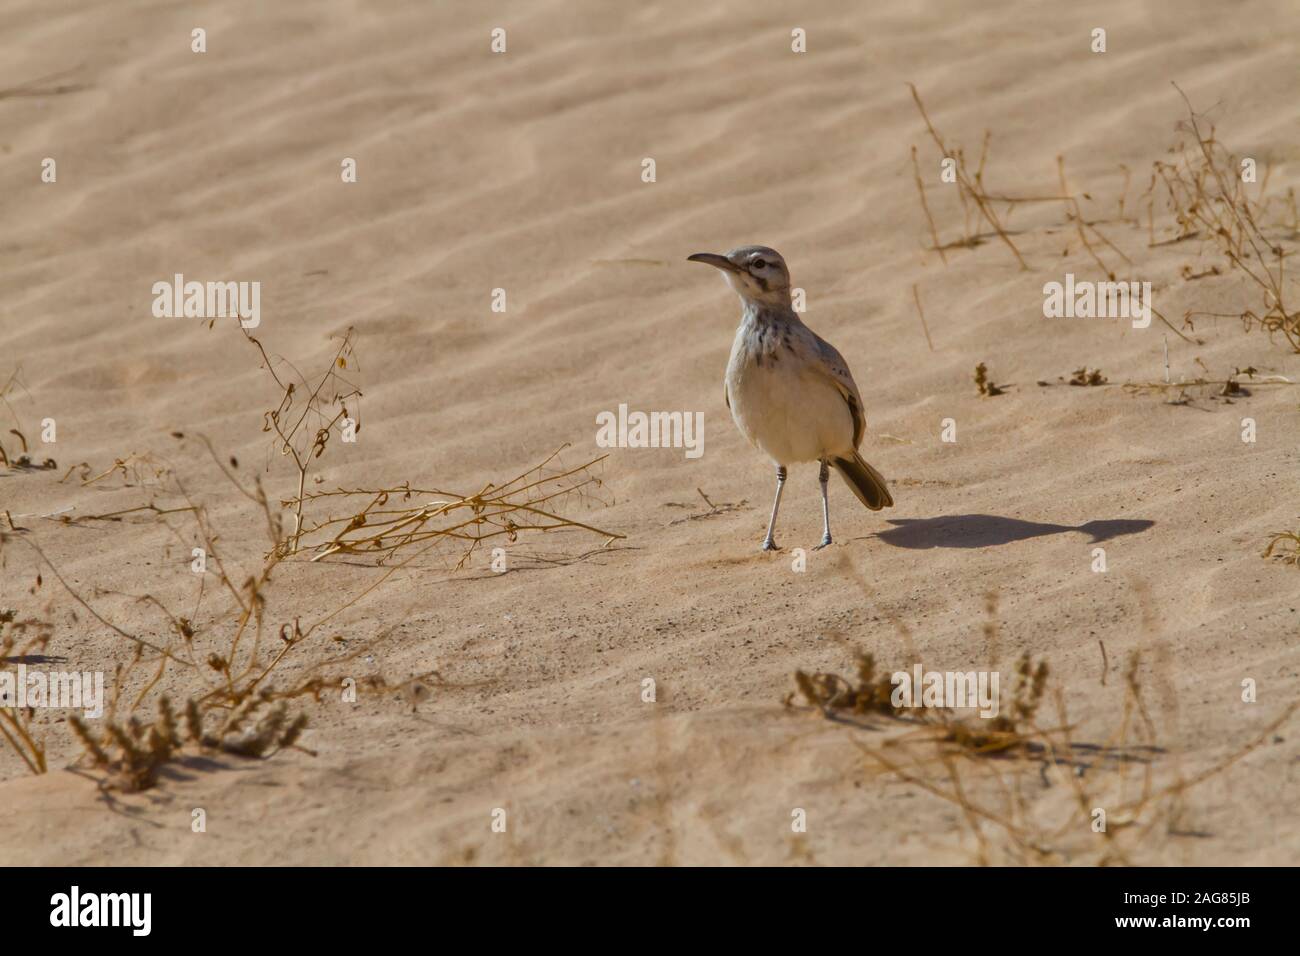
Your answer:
815;459;832;549
762;465;787;551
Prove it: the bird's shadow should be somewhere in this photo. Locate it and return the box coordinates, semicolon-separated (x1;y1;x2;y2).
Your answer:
873;514;1154;549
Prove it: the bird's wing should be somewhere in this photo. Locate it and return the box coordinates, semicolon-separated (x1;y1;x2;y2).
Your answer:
798;325;867;448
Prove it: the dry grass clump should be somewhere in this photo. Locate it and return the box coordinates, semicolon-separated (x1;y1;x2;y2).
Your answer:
234;323;619;569
0;607;53;774
1122;364;1294;405
59;452;171;492
788;651;898;717
794;563;1298;865
1133;88;1296;345
1068;367;1107;386
0;448;56;472
1;321;616;790
907;84;1032;268
286;444;620;568
0;367;56;472
787;648;1048;756
68;695;307;792
907;83;1134;284
10;453;374;791
790;642;1294;865
241;327;361;555
908;85;1300;569
1146;86;1299;350
907;83;1299;351
973;362;1005;396
1262;529;1300;567
944;653;1049;754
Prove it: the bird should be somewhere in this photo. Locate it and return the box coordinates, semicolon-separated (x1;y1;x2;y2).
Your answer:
687;245;892;551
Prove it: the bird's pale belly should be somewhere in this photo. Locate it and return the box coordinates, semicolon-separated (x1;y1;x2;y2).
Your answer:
727;353;856;466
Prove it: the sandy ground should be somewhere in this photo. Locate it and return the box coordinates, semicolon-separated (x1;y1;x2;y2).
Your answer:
1;0;1298;865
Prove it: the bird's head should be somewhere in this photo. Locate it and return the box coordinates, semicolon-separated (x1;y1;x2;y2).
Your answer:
687;245;792;308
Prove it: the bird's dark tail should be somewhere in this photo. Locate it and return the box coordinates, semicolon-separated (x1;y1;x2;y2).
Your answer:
831;452;893;511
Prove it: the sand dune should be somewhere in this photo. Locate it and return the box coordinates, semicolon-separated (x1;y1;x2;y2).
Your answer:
1;0;1297;864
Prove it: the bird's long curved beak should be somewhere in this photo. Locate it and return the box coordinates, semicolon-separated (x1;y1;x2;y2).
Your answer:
687;252;737;272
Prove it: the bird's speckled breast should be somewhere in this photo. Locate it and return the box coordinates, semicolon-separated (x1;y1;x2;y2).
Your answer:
725;307;855;465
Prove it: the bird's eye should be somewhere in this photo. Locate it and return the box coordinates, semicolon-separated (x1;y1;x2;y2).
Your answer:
752;258;767;270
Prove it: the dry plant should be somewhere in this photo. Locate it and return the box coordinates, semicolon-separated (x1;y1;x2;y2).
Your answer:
0;607;53;774
1;321;617;789
786;564;1297;864
907;85;1132;278
787;643;1294;865
973;362;1005;396
39;452;472;791
59;452;170;491
8;451;385;791
1084;119;1298;554
907;84;1269;346
907;84;1031;268
231;323;619;568
1262;529;1300;567
0;367;56;472
910;283;935;351
787;649;899;718
1145;86;1299;350
67;695;307;793
1056;154;1132;282
787;648;1049;756
1122;363;1294;404
240;327;361;555
284;444;621;568
1068;367;1107;387
666;487;747;526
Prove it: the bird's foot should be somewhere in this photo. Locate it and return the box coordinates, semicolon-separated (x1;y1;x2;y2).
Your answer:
813;534;833;551
761;538;780;552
